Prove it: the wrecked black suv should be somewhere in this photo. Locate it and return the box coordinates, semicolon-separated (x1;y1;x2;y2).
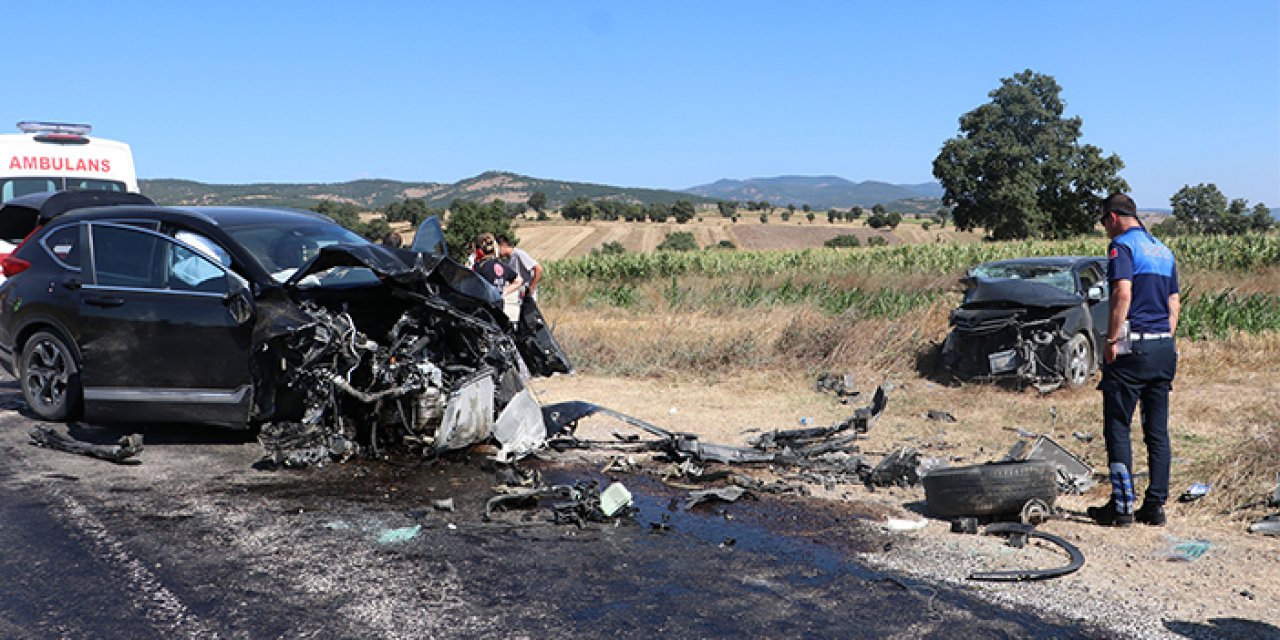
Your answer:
0;191;571;462
941;256;1108;391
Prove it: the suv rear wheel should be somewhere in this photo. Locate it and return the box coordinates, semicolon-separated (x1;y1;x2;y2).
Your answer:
19;330;82;420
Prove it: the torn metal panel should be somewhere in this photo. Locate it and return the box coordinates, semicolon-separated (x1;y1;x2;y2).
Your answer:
493;388;546;461
1004;435;1094;493
684;486;750;510
28;426;143;464
435;372;496;452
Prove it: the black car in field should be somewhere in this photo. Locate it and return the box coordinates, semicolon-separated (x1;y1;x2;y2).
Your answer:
941;256;1109;391
0;191;571;461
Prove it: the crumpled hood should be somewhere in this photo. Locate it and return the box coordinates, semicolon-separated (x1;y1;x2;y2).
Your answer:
285;243;502;307
963;278;1082;308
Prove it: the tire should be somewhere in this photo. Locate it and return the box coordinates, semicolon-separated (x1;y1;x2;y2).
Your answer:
922;461;1058;518
19;330;83;421
1061;333;1092;389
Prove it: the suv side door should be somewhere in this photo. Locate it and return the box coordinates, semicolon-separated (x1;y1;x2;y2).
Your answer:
77;222;255;425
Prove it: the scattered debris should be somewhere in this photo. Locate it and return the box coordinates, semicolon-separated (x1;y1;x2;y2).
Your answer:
1071;431;1094;443
28;426;143;464
866;447;921;487
950;517;979;534
1004;435;1094;493
1162;537;1213;562
685;486;751;510
884;518;928;532
1179;482;1212;503
814;372;859;399
377;525;422;544
598;482;633;517
968;523;1085;581
483;480;636;526
431;498;455;512
1247;515;1280;537
925;410;957;423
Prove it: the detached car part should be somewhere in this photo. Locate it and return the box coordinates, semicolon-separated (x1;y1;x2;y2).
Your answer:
968;522;1084;582
922;461;1059;519
28;426;143;464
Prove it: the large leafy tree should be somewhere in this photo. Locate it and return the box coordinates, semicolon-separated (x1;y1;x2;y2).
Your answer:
933;70;1127;240
1169;183;1266;235
443;199;515;257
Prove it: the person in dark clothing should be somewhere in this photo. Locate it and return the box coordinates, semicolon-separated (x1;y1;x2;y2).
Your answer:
1088;193;1181;527
471;233;522;324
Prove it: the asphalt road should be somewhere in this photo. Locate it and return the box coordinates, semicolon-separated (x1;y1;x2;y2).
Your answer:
0;377;1100;639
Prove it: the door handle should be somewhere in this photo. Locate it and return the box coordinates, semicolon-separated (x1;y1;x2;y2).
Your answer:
84;296;125;308
62;277;82;290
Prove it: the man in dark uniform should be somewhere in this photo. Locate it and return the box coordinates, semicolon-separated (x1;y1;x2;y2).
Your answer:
1088;193;1181;527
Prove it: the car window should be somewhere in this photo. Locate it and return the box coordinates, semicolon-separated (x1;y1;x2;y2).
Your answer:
90;224;229;294
92;225;165;288
41;225;81;268
166;242;229;293
971;263;1076;294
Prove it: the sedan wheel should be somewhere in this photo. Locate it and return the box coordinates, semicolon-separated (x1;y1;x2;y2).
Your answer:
1062;333;1092;389
20;331;83;421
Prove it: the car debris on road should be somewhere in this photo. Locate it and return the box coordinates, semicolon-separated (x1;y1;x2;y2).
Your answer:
28;425;143;464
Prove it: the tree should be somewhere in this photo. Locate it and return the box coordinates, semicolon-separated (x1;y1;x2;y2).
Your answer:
802;204;811;213
849;206;863;220
527;190;548;214
933;69;1127;240
872;204;886;216
591;240;626;256
655;231;698;251
561;196;597;222
781;210;792;222
758;213;769;224
806;211;815;223
1250;202;1275;232
383;198;430;226
313;200;363;232
823;234;860;248
787;204;796;217
827;209;839;223
717;201;737;218
443;199;515;257
672;199;696;224
887;212;903;229
647;202;671;223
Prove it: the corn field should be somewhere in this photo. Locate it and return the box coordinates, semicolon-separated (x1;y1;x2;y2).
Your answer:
544;233;1280;338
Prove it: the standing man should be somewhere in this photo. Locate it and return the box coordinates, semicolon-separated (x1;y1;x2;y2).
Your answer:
497;235;543;301
1088;193;1180;527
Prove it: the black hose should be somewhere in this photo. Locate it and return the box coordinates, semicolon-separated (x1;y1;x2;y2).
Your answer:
968;522;1085;581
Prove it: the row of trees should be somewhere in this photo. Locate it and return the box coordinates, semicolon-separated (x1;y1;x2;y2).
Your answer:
1160;183;1274;235
561;196;698;223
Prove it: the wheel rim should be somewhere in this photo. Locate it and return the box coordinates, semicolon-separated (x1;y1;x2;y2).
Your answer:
1067;338;1090;386
24;339;69;412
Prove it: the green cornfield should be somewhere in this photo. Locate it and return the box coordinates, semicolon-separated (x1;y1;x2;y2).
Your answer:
544;233;1280;338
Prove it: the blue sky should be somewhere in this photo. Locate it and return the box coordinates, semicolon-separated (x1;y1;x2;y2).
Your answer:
8;1;1278;208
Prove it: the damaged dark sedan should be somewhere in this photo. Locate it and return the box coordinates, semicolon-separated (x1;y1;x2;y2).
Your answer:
941;256;1109;391
0;191;571;463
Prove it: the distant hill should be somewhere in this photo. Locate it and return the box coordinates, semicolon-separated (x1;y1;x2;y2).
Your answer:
140;172;717;210
683;175;944;211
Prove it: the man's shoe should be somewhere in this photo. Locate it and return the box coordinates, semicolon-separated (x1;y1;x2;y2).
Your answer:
1135;503;1167;526
1087;501;1134;527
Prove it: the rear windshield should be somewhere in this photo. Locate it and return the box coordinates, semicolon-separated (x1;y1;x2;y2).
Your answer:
223;222;378;288
1;177;125;202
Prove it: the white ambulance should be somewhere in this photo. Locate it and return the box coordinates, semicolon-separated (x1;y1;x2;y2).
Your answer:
0;121;139;202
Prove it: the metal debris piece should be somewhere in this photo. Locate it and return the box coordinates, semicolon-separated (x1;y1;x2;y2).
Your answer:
1072;431;1094;443
866;447;921;487
884;518;928;532
483;481;635;526
28;426;143;464
950;517;979;534
925;410;957;423
1178;482;1211;503
431;498;455;512
1004;435;1094;493
684;486;750;510
815;372;858;397
1248;514;1280;536
377;525;422;544
968;523;1085;581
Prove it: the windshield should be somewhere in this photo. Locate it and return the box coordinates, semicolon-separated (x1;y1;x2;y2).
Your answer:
223;222;379;287
2;177;125;202
971;263;1076;294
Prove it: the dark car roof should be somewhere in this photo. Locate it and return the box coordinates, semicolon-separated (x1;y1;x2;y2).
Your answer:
0;191;156;239
975;256;1103;270
53;204;334;229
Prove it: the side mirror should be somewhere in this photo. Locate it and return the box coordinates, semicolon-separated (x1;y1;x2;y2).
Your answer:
1087;285;1105;302
222;274;254;324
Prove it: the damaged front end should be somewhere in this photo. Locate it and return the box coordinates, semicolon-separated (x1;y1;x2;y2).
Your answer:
941;275;1090;391
254;244;571;466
